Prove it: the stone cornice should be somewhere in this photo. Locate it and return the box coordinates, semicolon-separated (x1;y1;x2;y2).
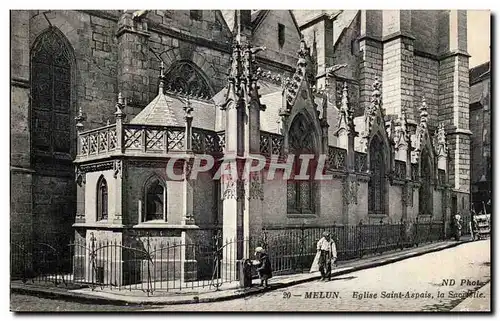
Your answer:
381;31;416;43
10;166;35;174
439;49;471;60
414;50;439;61
11;77;30;89
446;128;473;136
79;10;233;55
116;25;150;38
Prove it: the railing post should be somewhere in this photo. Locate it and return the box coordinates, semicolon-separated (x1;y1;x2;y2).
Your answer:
145;232;152;296
89;232;96;290
115;92;126;154
300;224;305;272
184;99;193;152
358;221;363;258
415;216;419;247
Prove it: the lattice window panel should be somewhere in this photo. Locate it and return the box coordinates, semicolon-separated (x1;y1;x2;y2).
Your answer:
217;132;225;152
335;148;347;170
299;181;312;212
260;134;270;156
204;132;218;153
98;131;108;153
287;182;297;211
355;152;367;172
124;129;143;149
395;160;406;179
368;137;385;214
89;134;98;154
191;131;203;152
167;130;185;151
108;129;117;150
438;169;446;185
271;135;283;155
146;129;165;151
79;136;89;155
411;163;418;181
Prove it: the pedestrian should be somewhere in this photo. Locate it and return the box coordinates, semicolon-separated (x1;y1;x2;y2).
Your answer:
471;215;479;241
254;247;272;288
316;231;337;281
453;214;462;241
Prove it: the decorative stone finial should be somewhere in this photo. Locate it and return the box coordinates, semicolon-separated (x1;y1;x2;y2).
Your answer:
183;97;194;122
371;77;382;106
115;92;126;118
158;61;166;92
434;122;447;157
419;97;428;128
393;109;408;150
75;105;85;132
336;82;355;135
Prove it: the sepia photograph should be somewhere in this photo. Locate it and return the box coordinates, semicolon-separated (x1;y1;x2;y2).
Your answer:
8;6;491;313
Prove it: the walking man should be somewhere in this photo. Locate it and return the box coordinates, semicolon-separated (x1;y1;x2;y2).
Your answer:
316;231;337;281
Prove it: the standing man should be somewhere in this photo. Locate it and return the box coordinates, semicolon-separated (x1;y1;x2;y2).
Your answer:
316;232;337;281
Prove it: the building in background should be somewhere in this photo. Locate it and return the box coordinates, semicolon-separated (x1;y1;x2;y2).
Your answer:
11;10;472;280
469;61;491;214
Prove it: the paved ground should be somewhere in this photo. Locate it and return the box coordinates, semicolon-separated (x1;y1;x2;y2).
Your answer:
10;293;150;312
149;239;490;312
10;240;490;312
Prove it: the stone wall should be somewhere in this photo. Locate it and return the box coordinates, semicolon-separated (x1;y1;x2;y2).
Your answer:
414;55;439;127
252;10;301;70
124;161;184;226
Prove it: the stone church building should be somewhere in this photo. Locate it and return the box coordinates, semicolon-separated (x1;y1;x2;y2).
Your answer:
11;10;471;273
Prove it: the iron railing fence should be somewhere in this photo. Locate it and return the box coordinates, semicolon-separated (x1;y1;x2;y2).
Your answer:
11;219;449;295
258;218;446;276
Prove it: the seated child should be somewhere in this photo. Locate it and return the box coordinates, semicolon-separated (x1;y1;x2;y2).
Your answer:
254;247;272;288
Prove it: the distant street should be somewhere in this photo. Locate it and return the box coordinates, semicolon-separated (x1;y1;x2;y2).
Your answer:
11;240;490;312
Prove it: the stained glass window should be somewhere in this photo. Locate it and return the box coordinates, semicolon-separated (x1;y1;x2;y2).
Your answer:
145;177;166;221
287;114;315;214
31;28;72;160
97;176;108;221
164;61;212;98
368;136;385;214
419;150;432;215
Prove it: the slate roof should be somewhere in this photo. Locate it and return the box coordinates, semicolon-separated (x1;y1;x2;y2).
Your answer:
469;61;490;105
130;90;216;131
470;61;490;85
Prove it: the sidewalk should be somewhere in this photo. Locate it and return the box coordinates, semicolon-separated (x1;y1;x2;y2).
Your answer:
11;238;471;306
451;281;491;312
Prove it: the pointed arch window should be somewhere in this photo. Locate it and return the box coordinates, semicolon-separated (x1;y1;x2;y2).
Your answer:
97;176;108;221
164;61;212;98
144;176;166;221
287;114;316;214
419;150;433;215
31;28;73;161
368;135;386;214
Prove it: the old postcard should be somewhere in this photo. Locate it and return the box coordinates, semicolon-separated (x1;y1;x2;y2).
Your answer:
9;9;491;312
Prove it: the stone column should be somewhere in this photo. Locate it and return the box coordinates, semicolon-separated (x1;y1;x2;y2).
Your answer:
116;11;151;112
381;10;415;120
182;100;195;225
359;10;383;113
335;82;358;225
437;10;471;215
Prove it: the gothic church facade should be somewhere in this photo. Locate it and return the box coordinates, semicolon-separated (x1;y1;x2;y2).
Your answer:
11;10;471;258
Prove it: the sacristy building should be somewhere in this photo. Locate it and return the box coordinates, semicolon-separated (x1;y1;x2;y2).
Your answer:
11;10;471;259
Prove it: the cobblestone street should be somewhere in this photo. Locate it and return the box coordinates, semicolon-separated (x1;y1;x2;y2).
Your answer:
150;240;490;312
10;240;490;312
